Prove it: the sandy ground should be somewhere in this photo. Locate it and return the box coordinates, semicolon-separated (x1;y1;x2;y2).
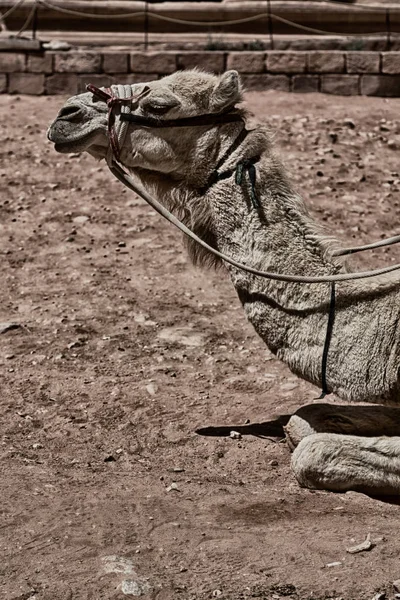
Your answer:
2;89;400;600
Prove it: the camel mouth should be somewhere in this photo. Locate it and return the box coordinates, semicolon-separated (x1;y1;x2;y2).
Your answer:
47;124;106;154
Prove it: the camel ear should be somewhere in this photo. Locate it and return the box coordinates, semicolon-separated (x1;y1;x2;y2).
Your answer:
210;70;242;112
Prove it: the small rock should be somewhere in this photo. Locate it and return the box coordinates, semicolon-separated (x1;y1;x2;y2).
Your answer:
67;341;83;349
0;322;21;334
118;241;126;248
326;561;342;568
73;215;89;224
42;40;71;51
344;118;356;129
121;579;151;596
32;443;43;450
329;132;338;143
104;455;116;462
166;483;180;492
269;460;278;467
5;354;15;360
145;383;158;396
346;533;373;554
230;431;242;440
212;591;222;598
393;580;400;593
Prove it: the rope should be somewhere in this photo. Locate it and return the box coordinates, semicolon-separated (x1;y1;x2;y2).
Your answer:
0;0;26;20
16;0;36;36
333;234;400;257
109;161;400;285
32;0;400;37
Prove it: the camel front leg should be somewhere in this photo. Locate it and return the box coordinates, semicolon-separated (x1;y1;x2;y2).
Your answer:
284;403;400;495
291;433;400;496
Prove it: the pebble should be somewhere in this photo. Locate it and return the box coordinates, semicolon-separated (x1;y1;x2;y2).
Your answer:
121;579;151;596
5;354;15;360
326;561;342;568
145;383;158;396
230;430;242;440
212;591;222;598
346;533;373;554
344;118;356;129
166;483;180;492
73;215;89;224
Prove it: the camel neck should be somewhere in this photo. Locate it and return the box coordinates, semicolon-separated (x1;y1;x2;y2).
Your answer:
206;138;344;391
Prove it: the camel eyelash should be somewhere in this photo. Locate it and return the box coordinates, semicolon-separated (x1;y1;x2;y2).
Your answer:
144;104;172;116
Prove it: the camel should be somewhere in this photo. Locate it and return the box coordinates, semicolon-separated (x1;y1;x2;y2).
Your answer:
47;69;400;496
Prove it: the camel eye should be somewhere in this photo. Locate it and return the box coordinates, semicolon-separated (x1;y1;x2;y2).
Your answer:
145;103;172;116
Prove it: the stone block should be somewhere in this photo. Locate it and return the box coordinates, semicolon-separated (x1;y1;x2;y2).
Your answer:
102;52;129;74
267;52;306;74
361;75;400;97
45;73;79;95
382;52;400;75
346;52;380;74
226;52;265;73
177;52;225;73
54;52;101;73
308;52;345;73
0;74;6;93
27;53;53;74
292;75;319;93
321;75;359;96
8;73;44;95
0;53;25;73
124;73;159;85
241;74;290;92
130;52;176;74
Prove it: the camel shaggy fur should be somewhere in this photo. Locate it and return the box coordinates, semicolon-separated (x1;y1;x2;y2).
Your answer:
48;69;400;496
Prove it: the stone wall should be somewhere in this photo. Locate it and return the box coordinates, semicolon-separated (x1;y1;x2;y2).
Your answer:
1;50;400;96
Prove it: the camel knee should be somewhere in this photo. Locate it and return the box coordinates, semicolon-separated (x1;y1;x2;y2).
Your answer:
291;433;338;491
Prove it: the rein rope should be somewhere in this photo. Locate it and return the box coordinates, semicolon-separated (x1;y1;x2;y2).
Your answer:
87;82;400;397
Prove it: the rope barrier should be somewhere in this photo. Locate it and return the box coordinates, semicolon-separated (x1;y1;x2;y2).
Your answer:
1;0;26;20
32;0;400;37
16;0;36;36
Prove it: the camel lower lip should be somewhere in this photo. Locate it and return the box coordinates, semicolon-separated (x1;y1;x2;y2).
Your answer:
54;141;75;152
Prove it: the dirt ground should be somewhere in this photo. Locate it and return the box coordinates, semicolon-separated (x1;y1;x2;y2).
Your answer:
2;88;400;600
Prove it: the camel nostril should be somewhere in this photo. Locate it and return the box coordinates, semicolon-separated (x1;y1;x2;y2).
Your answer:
57;105;81;120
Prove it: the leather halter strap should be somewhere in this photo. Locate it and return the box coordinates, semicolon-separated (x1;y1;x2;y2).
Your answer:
120;110;244;129
86;83;151;162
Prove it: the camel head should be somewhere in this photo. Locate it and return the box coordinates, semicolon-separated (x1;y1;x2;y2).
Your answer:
48;69;243;179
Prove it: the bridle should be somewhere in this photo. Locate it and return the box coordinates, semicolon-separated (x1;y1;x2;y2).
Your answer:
86;82;400;398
